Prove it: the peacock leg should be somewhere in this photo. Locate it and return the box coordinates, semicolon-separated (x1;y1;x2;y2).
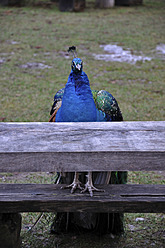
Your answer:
61;172;84;193
81;171;105;197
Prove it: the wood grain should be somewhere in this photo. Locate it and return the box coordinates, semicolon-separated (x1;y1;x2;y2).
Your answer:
0;121;164;172
0;184;164;213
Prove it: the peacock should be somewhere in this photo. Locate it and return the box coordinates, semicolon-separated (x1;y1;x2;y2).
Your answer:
49;46;127;235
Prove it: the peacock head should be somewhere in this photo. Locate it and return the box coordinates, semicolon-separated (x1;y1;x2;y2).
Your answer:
71;58;83;73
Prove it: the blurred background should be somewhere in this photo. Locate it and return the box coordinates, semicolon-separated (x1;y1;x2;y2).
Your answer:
0;0;164;122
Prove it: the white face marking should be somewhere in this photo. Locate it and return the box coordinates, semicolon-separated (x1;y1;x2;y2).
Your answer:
76;63;81;70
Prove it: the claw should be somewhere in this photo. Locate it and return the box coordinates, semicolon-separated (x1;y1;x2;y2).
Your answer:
81;182;104;197
81;172;104;197
61;180;84;193
61;172;84;193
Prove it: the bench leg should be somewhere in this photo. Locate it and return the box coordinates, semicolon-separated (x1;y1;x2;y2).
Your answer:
0;213;22;248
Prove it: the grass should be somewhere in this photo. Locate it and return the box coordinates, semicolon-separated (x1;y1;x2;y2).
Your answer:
0;0;165;247
0;0;165;122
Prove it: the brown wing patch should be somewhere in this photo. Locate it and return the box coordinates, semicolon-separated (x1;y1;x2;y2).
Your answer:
49;100;62;122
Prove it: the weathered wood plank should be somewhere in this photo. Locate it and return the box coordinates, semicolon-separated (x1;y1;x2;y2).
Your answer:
0;122;164;172
1;122;165;152
0;184;164;213
0;151;164;172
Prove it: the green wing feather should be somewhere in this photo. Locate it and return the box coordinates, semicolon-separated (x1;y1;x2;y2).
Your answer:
92;90;127;185
92;90;123;121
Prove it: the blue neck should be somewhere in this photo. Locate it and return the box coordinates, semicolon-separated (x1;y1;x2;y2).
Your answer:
56;71;97;122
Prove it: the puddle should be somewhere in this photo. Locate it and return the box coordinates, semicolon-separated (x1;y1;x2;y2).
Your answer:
156;44;165;55
10;41;20;45
6;40;20;45
0;58;5;64
93;44;152;64
20;62;52;69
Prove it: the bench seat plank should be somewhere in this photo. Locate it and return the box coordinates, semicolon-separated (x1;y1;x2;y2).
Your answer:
0;184;164;213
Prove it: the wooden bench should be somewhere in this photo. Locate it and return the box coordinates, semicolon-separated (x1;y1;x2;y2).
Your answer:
0;121;165;247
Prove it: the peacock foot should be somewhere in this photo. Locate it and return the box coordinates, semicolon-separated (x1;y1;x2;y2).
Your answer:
81;182;104;197
61;180;84;194
81;172;105;197
61;172;84;194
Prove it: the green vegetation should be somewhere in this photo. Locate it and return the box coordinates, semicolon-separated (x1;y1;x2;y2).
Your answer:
0;0;164;247
0;0;165;122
